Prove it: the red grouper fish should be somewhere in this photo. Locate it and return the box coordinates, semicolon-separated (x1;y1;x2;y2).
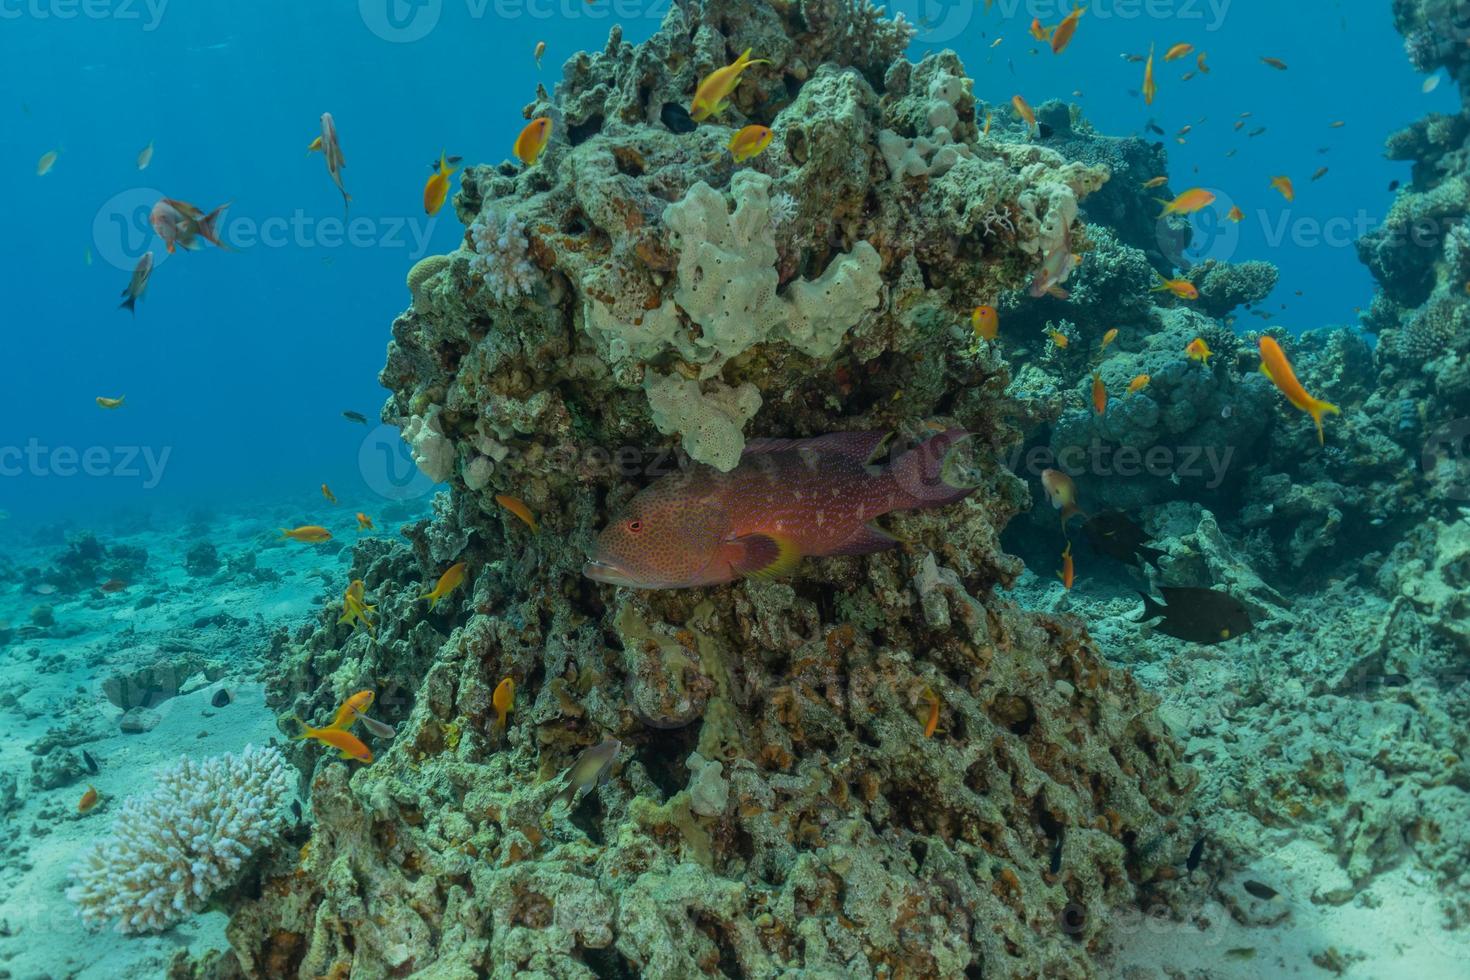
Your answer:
584;429;979;589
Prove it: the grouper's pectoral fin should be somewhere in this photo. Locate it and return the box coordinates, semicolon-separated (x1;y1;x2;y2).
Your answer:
722;532;802;579
827;522;902;557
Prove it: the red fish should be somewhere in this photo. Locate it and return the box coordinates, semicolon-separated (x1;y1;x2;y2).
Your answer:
585;430;977;589
150;198;230;254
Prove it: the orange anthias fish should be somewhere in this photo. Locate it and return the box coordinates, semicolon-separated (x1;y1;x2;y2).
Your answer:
1012;94;1037;133
78;786;99;813
281;525;332;543
321;484;337;504
971;305;1000;341
119;252;153;315
1186;337;1214;365
1029;18;1051;42
295;723;373;763
1128;373;1151;395
493;676;514;734
1154;277;1199;300
727;124;773;163
1100;327;1118;351
150;198;230;254
356;512;374;531
1270;175;1295;202
1164;43;1194;62
691;48;770;122
1197;51;1210;74
338;581;376;635
585;429;978;589
1050;7;1084;55
1259;336;1340;444
1142;176;1168;189
96;396;125;409
1158;188;1216;215
424;151;457;215
330;689;375;729
514;116;553;166
495;494;539;533
1041;468;1084;526
1227;205;1245;222
1143;44;1157;105
318;111;350;216
1047;328;1070;349
1057;542;1075;590
421;561;467;609
1091;372;1107;415
920;686;941;738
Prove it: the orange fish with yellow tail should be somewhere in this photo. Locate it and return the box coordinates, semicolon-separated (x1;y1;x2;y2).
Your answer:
1258;336;1340;444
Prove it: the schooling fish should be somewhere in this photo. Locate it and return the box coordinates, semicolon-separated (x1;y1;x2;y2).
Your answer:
329;689;375;729
1155;277;1199;300
1258;336;1339;444
495;495;538;533
1163;42;1193;61
514;116;553;165
421;561;467;609
136;140;154;170
350;710;396;739
151;197;230;253
1083;511;1166;567
78;786;100;813
1186;337;1213;365
1091;373;1107;415
337;581;376;635
119;252;153;314
726;124;773;163
356;512;374;531
548;737;621;812
1269;175;1295;202
321;484;337;504
281;525;332;543
342;410;367;424
423;150;457;216
1057;542;1075;590
1135;586;1254;644
1049;6;1084;55
1012;94;1037;132
1127;373;1151;394
1040;468;1084;527
1158;187;1215;215
534;39;546;69
294;722;373;762
691;48;770;122
1143;44;1157;105
96;396;125;410
971;305;999;341
317;111;350;216
584;429;978;590
492;676;514;734
37;149;58;176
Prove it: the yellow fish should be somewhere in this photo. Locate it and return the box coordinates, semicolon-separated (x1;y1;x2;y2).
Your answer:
493;676;514;734
356;512;374;531
330;689;375;729
321;483;337;503
1158;188;1216;215
726;124;773;163
337;582;376;635
1143;44;1157;105
514;117;553;166
691;48;770;123
1185;337;1213;365
495;494;539;533
96;396;125;409
1270;175;1295;202
421;561;467;610
423;151;457;215
1100;327;1118;352
1047;328;1069;349
294;723;373;762
1259;336;1340;444
1127;373;1151;394
281;525;332;543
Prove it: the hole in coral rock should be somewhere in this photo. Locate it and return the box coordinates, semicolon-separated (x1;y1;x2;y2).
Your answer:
569;792;606;844
692;910;745;978
637;724;697;800
568;114;603;147
581;944;640;979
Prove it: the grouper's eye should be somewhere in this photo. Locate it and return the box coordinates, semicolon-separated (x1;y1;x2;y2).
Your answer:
627;520;643;534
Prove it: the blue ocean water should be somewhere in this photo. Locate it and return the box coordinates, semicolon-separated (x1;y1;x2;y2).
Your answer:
0;0;1445;521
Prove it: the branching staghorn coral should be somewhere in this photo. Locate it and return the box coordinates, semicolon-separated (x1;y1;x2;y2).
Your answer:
66;745;291;934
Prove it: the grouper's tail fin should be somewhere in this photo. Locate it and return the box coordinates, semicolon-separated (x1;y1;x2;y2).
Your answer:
888;428;980;511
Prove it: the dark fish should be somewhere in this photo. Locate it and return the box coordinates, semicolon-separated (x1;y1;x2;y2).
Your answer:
291;799;303;821
1388;180;1400;191
1186;836;1205;871
1135;587;1254;644
81;749;99;774
1146;120;1165;135
211;689;233;708
1083;511;1166;567
660;103;696;135
343;410;368;424
1242;879;1278;900
428;155;463;169
1037;122;1054;140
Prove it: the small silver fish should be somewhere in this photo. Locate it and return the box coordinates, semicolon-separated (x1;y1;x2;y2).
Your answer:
548;737;621;812
351;709;396;739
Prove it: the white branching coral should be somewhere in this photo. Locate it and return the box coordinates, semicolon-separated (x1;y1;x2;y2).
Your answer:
66;745;292;934
468;208;540;303
769;191;798;227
